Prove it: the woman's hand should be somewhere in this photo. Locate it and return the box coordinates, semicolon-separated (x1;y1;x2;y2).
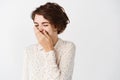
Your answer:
34;27;54;52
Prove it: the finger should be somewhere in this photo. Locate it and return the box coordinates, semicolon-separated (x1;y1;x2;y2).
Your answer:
43;30;50;39
34;27;44;37
43;30;54;45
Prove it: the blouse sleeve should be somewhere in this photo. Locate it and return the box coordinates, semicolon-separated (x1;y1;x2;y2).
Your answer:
22;48;29;80
43;43;76;80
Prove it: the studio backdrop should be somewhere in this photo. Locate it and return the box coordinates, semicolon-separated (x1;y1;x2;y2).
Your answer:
0;0;120;80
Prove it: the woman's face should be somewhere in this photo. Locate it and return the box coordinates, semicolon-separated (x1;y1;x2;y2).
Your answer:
33;14;57;38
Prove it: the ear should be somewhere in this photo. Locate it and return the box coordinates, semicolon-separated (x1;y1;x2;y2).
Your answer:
53;25;57;32
53;27;57;32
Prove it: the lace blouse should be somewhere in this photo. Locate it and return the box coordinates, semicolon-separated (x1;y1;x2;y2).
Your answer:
22;38;76;80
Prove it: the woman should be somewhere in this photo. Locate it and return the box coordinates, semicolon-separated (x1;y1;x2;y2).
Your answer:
22;2;76;80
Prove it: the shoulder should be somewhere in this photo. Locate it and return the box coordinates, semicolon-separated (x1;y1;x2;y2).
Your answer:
61;38;76;49
59;39;76;57
55;38;76;53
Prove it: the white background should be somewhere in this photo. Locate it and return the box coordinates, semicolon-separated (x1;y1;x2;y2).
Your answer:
0;0;120;80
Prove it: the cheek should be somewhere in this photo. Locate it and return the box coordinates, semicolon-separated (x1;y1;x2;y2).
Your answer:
47;30;54;35
43;28;53;35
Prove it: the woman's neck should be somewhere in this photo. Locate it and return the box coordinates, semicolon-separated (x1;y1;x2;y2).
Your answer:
53;36;58;47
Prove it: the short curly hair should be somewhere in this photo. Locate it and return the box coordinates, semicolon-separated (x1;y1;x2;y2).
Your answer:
31;2;70;34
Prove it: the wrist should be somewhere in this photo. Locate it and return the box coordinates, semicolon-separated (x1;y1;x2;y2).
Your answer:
45;47;54;52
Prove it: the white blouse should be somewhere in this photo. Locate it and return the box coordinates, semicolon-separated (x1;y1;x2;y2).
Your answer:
22;38;76;80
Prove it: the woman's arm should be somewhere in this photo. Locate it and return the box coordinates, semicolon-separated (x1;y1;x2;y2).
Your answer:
22;48;29;80
43;43;76;80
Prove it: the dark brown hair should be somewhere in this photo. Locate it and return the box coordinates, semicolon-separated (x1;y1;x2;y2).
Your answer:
31;2;70;34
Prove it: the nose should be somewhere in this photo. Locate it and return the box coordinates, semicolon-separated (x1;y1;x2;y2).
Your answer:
38;26;44;31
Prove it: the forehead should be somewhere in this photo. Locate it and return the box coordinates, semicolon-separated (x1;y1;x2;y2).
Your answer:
34;14;49;23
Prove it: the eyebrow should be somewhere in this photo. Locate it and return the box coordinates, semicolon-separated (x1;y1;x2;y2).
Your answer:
34;22;50;24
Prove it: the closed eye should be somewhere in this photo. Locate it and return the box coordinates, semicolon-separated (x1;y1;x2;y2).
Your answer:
35;25;39;27
43;25;48;27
